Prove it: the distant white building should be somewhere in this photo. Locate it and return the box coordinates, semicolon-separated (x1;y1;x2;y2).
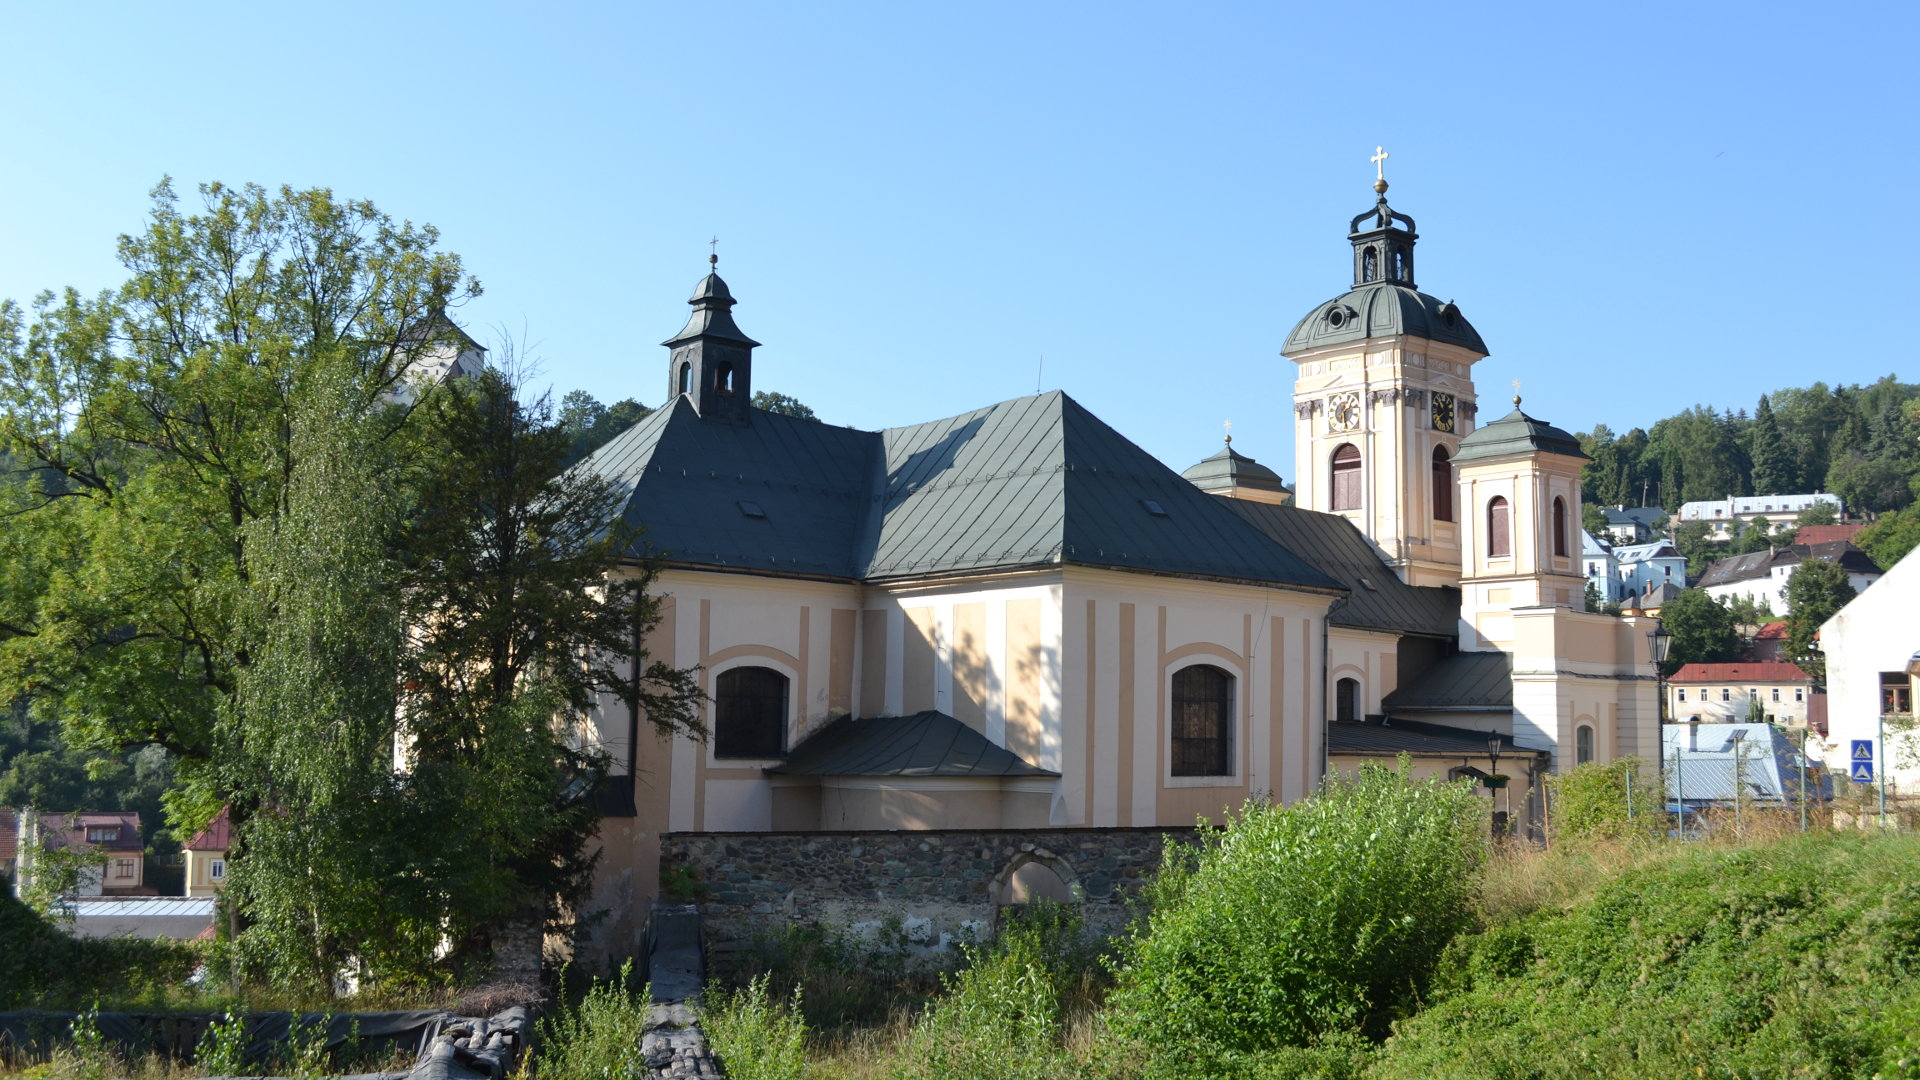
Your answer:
1582;530;1621;603
1599;506;1667;546
388;309;486;406
1677;493;1843;541
1697;542;1883;614
1614;539;1687;601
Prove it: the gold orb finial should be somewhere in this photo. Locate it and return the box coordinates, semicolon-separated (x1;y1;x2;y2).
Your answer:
1224;419;1233;446
1512;378;1523;407
708;235;719;270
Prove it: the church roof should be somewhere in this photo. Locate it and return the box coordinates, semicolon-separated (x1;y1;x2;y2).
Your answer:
1452;406;1588;464
767;711;1057;778
573;391;1344;593
1383;650;1514;711
1329;715;1546;757
1218;501;1459;638
1179;442;1289;495
1283;284;1487;355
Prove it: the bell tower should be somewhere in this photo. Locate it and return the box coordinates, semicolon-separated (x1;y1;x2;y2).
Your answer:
664;255;760;424
1282;152;1488;588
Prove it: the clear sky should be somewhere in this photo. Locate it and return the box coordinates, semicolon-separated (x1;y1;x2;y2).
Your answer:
2;2;1913;484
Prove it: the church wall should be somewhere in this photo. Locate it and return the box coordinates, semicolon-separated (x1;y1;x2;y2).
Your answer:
1507;608;1661;771
1328;627;1401;719
1059;568;1331;828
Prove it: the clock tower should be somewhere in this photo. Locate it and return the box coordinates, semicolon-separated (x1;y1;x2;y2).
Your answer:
1282;160;1488;588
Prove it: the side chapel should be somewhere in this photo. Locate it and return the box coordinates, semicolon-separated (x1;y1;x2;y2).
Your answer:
571;167;1661;957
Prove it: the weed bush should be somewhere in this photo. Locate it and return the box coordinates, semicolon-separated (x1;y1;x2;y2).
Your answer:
703;974;807;1080
523;963;649;1080
891;926;1067;1080
1546;757;1661;844
0;889;202;1009
1104;764;1483;1058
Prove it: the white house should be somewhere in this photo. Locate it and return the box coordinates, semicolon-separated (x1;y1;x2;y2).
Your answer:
1678;493;1843;541
1613;540;1686;602
1583;531;1621;603
1697;542;1883;614
1820;545;1920;803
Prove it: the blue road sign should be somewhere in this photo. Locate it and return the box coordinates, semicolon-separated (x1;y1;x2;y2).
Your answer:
1852;761;1875;783
1853;740;1875;761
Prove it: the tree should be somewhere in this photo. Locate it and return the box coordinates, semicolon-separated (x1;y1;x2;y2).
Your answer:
1657;589;1740;674
1734;517;1773;554
751;390;817;420
1582;503;1608;539
1784;559;1857;683
1749;394;1800;495
1797;500;1839;527
1672;520;1723;580
1856;505;1920;571
558;390;652;466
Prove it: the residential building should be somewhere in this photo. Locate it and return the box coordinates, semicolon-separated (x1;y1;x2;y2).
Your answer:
1661;723;1830;812
1614;540;1687;599
1697;542;1883;613
1819;544;1920;801
1667;661;1817;728
1747;621;1790;661
567;176;1659;963
1677;493;1843;541
1599;506;1667;546
10;810;149;898
1583;531;1622;603
183;806;230;898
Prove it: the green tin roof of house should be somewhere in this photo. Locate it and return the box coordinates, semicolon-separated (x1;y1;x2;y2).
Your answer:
1219;501;1459;638
1383;650;1514;710
571;391;1343;593
1329;715;1545;757
1452;406;1588;464
766;712;1057;778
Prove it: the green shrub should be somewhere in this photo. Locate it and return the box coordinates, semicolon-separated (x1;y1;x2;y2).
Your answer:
525;962;649;1080
196;1011;251;1076
1546;757;1662;844
703;974;806;1080
1104;764;1483;1059
892;927;1068;1080
0;888;202;1008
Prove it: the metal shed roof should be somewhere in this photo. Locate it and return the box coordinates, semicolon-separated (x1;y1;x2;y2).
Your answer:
1220;500;1459;637
767;712;1057;778
1384;650;1514;710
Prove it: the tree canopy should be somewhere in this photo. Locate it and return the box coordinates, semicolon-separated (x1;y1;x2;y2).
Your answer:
1657;589;1740;674
1784;559;1857;683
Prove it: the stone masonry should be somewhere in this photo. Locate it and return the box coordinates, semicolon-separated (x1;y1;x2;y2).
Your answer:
659;828;1193;952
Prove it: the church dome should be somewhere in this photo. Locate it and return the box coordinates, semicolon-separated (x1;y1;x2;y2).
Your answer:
1283;284;1487;356
1453;405;1587;464
1181;442;1289;496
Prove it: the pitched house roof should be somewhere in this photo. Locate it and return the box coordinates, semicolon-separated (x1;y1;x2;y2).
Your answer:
574;391;1343;594
1384;651;1514;710
1698;542;1883;588
1614;541;1681;564
1754;620;1790;641
185;807;231;852
1603;506;1667;528
1668;661;1813;684
1795;524;1866;545
1218;500;1459;638
767;712;1057;778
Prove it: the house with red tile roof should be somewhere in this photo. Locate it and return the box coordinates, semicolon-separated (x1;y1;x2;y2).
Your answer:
183;807;230;897
8;810;152;897
1668;661;1818;729
1747;621;1791;661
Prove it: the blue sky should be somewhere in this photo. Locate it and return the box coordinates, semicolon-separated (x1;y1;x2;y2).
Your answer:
2;2;1913;484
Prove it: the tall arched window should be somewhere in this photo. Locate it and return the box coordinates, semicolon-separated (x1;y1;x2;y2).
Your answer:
1487;496;1511;558
1432;446;1453;522
1553;497;1569;557
1391;247;1407;280
1336;677;1360;723
714;361;735;394
1331;443;1362;511
1362;248;1377;282
714;666;788;758
1575;724;1595;765
1171;664;1233;777
678;363;692;394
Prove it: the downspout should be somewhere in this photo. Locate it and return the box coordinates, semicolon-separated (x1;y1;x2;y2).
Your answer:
1320;592;1352;786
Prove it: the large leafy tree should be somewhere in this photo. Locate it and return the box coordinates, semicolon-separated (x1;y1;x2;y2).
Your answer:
1784;559;1857;683
1856;505;1920;571
1657;589;1740;675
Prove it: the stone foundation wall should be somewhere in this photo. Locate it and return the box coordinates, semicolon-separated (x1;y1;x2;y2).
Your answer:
659;828;1194;953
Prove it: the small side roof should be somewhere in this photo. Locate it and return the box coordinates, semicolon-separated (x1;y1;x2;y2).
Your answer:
767;712;1058;778
1384;651;1514;711
1329;716;1546;757
185;806;231;852
1452;406;1587;465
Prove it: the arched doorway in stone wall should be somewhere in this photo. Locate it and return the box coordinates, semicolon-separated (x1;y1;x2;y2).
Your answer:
990;849;1080;914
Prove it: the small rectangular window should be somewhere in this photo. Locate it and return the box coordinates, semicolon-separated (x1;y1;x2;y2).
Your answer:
1722;688;1731;701
1678;689;1687;702
114;859;135;879
736;500;766;519
1795;688;1804;702
1772;688;1780;702
210;860;226;880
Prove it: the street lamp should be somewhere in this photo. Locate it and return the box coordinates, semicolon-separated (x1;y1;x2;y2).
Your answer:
1649;624;1674;832
1487;733;1506;839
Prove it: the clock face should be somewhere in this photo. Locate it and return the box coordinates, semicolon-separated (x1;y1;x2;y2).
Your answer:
1329;392;1362;432
1431;392;1456;433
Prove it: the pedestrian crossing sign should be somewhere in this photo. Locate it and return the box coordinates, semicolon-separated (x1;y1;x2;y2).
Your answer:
1852;761;1875;783
1853;740;1875;761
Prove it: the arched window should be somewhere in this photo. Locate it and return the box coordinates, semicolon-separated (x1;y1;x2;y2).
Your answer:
1391;247;1407;280
1171;664;1233;777
1575;724;1595;765
678;363;692;394
1331;443;1362;511
1336;677;1360;723
1362;248;1377;282
714;666;788;758
1553;497;1569;557
1432;446;1453;522
1487;496;1511;558
714;361;734;394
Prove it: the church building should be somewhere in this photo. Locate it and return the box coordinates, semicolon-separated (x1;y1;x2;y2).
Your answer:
570;169;1661;958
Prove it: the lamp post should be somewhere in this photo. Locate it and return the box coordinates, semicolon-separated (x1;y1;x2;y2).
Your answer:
1488;733;1505;840
1649;624;1674;832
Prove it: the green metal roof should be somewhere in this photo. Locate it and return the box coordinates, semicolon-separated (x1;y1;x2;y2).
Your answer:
1283;284;1487;355
1179;442;1290;496
766;712;1057;778
1329;715;1545;757
1451;406;1588;465
1219;501;1459;638
575;391;1343;593
1383;650;1513;710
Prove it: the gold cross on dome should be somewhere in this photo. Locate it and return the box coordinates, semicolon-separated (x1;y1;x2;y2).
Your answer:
1224;419;1232;445
1512;378;1523;405
1371;146;1390;182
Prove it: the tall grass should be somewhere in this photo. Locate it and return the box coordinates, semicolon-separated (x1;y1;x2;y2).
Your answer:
703;974;806;1080
520;963;649;1080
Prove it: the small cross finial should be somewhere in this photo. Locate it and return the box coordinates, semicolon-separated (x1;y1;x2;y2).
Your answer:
1512;378;1523;406
1224;419;1232;446
709;235;719;269
1371;146;1389;181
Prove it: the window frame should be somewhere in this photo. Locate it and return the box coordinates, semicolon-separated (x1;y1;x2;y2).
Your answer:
712;663;793;760
1552;497;1569;557
1575;724;1595;765
1169;661;1237;784
1487;496;1511;558
1331;443;1362;512
1431;446;1454;522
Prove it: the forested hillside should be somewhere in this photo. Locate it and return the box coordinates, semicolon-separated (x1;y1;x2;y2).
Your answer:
1578;377;1920;515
